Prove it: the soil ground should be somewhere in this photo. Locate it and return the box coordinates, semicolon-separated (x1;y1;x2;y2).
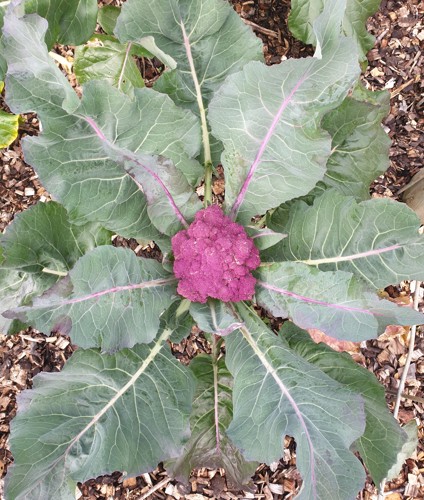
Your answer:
1;1;423;499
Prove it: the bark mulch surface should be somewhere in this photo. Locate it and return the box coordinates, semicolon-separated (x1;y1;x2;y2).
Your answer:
1;0;424;499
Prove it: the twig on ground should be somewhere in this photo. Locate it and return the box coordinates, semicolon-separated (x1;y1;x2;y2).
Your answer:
385;388;424;405
393;281;421;417
378;280;421;499
137;477;172;500
242;18;279;38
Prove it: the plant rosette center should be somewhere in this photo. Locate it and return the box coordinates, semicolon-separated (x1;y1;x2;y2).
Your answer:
171;205;260;303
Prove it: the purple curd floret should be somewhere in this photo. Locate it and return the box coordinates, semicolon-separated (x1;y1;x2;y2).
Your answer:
171;205;260;303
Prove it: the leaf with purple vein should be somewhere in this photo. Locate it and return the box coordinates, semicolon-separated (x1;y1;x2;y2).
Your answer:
262;190;424;288
4;246;177;352
256;261;424;341
82;113;201;235
208;25;359;222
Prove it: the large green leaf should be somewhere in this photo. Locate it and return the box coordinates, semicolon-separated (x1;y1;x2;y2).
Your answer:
0;108;19;148
282;322;408;485
24;0;97;48
77;83;202;235
115;0;263;109
289;0;382;61
262;190;424;289
5;329;195;500
226;303;366;499
115;0;263;163
167;354;257;489
315;82;391;200
208;1;360;223
3;14;202;239
0;202;110;333
255;261;424;341
3;13;80;119
4;246;177;352
74;34;146;97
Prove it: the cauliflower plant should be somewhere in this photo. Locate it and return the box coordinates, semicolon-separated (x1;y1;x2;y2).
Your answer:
171;205;260;303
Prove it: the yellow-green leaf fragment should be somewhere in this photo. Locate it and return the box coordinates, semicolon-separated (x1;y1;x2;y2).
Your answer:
0;109;19;148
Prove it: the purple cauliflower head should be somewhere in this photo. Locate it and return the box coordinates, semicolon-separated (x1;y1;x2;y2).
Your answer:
171;205;260;303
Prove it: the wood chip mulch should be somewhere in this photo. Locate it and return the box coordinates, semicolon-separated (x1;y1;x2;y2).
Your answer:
1;0;424;499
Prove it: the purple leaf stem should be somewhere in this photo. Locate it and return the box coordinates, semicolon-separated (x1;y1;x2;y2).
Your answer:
63;277;177;305
230;72;310;220
215;322;245;336
5;277;177;316
257;280;386;316
83;115;189;228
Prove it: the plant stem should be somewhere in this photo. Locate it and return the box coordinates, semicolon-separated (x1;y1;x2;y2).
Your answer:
118;42;132;91
378;280;421;499
212;334;221;453
180;20;213;206
203;161;213;207
42;267;68;277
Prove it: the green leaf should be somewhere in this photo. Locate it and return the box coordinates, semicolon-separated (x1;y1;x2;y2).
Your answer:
3;13;80;119
0;269;36;334
262;190;424;289
5;329;195;500
289;0;382;61
0;56;5;81
386;420;418;481
0;201;110;333
77;82;202;235
24;0;98;48
0;7;5;80
3;14;202;240
115;0;264;163
316;82;391;200
245;226;286;251
208;11;359;222
0;108;19;148
4;246;177;352
161;299;194;343
226;303;366;499
282;322;408;485
74;35;146;97
1;201;110;277
115;0;263;107
166;354;257;489
256;261;424;341
97;4;120;35
190;300;243;336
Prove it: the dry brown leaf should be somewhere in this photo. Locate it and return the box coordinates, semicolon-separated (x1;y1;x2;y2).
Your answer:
307;329;361;353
